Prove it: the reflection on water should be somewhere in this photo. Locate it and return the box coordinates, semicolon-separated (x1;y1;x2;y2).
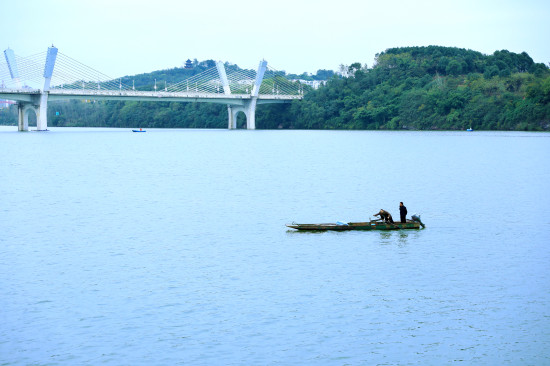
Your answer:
377;230;413;245
285;228;422;243
398;230;409;245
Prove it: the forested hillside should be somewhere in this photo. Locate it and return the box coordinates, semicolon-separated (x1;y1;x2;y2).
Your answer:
1;46;549;130
285;46;550;130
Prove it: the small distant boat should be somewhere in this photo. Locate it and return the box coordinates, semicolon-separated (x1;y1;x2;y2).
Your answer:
466;128;473;131
132;128;146;132
286;220;423;231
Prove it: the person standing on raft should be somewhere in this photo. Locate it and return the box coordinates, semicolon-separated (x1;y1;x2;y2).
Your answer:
399;202;407;223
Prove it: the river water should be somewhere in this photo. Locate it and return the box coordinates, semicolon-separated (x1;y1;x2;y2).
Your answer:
1;127;549;365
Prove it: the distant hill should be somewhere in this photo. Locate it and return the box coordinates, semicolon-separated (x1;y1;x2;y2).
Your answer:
281;46;550;131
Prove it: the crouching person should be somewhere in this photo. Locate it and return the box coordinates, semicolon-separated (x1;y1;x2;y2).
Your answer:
373;209;394;223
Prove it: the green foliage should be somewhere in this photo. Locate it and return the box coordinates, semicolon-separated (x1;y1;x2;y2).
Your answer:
1;47;548;131
0;105;18;125
284;46;550;131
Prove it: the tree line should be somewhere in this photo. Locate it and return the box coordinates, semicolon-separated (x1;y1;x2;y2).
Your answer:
1;46;549;130
283;46;550;131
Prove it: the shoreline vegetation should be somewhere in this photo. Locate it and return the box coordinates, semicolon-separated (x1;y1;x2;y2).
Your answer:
1;46;549;131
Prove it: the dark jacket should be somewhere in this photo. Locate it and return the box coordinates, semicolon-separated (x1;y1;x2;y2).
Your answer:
374;209;393;223
399;205;407;217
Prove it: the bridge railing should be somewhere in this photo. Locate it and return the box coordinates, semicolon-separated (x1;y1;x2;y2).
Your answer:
48;89;270;99
0;87;41;93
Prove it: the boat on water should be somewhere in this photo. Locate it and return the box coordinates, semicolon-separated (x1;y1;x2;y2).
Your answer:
286;220;422;231
466;128;473;131
132;128;146;132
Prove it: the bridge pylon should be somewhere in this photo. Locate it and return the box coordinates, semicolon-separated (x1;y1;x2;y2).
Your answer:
3;46;57;131
220;60;267;130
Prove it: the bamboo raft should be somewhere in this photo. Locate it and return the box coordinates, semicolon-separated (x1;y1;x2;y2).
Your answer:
286;220;422;231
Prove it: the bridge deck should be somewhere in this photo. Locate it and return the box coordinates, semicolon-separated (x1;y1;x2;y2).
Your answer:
0;88;301;104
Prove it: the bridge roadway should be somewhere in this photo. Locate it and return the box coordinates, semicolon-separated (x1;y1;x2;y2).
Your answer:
0;89;300;104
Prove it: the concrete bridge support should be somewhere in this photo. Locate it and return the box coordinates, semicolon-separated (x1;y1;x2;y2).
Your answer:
37;93;49;131
17;103;38;131
226;60;267;130
8;46;57;131
33;46;58;131
15;94;49;131
227;98;258;130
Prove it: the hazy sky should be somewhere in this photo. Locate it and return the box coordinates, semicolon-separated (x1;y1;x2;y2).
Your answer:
2;0;549;78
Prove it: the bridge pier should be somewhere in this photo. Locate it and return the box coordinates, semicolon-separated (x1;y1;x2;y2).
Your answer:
37;93;49;131
227;98;258;130
32;46;58;131
15;93;48;131
17;101;42;131
18;104;31;131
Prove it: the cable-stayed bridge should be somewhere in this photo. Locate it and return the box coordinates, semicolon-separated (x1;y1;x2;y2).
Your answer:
0;46;305;131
